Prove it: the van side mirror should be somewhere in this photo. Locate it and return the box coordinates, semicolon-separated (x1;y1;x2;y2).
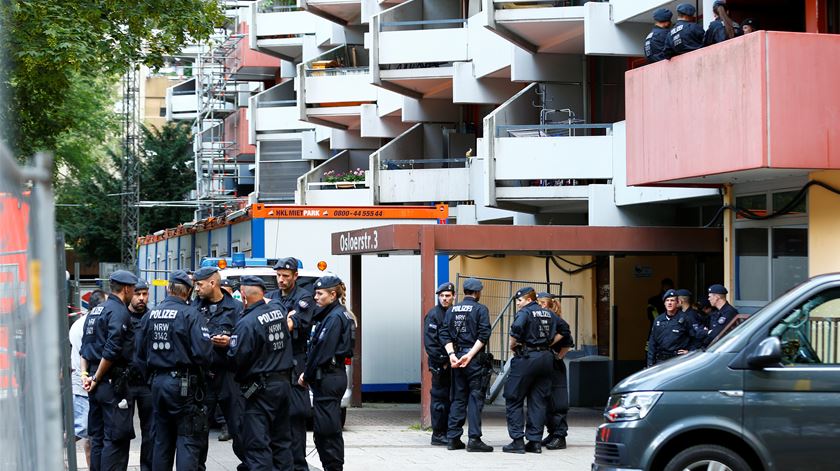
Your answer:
747;337;782;369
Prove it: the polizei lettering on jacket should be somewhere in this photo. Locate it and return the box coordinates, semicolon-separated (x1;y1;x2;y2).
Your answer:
149;309;178;320
258;309;285;325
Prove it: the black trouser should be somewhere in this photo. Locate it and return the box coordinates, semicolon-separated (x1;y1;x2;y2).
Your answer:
503;350;552;442
199;370;245;470
290;352;312;471
240;373;293;470
311;366;347;471
545;358;569;439
88;377;105;471
447;353;485;440
429;362;452;436
151;373;207;471
97;374;136;471
129;384;154;471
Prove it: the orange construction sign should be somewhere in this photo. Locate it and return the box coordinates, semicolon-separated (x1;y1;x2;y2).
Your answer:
251;204;448;220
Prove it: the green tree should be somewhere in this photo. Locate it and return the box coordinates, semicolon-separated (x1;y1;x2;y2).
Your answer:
139;121;196;234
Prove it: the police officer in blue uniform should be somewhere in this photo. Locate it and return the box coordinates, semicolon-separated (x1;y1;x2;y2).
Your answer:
267;256;315;471
192;266;245;469
229;275;295;469
666;3;705;56
424;282;456;446
80;269;138;471
537;292;574;451
677;289;706;350
134;270;214;471
703;284;738;347
502;287;560;454
299;275;356;471
646;289;691;367
704;0;742;46
127;279;153;471
440;278;493;453
645;8;673;63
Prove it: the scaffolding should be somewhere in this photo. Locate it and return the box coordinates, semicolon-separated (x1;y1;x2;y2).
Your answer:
120;65;141;269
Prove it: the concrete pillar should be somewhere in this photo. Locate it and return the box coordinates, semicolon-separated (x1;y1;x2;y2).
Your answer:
419;226;436;428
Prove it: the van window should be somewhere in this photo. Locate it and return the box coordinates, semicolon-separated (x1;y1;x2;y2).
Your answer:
770;287;840;365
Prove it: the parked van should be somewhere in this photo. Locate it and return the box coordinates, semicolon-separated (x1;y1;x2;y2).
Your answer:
593;273;840;471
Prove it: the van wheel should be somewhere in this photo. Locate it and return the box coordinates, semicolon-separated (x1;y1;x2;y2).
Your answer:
664;444;750;471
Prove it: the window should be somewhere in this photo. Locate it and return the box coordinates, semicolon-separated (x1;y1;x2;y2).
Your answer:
159;107;167;117
770;288;840;365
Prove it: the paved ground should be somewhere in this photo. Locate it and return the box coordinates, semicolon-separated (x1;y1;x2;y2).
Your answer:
75;404;601;470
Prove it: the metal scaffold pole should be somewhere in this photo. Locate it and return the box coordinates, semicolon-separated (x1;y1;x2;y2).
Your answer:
121;64;141;271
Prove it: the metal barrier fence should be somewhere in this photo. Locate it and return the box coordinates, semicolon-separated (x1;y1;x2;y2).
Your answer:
810;317;840;363
0;146;65;470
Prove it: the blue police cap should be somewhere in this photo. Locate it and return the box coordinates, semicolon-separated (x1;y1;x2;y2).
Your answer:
220;278;235;288
169;270;193;288
662;289;679;301
463;278;483;292
515;286;535;298
676;289;692;297
742;18;756;28
536;292;555;299
436;282;455;294
239;275;266;290
315;275;342;290
676;3;696;16
708;284;728;295
109;270;138;286
273;257;300;271
712;0;727;8
653;8;672;22
134;279;149;291
193;266;219;281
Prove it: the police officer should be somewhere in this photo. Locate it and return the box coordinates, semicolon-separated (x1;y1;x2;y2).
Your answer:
704;0;742;46
127;279;153;471
267;257;315;471
703;284;738;347
666;3;705;56
424;282;456;446
229;275;294;469
192;266;245;469
80;269;138;471
646;289;690;367
742;18;757;34
502;287;559;454
220;279;238;300
536;292;574;451
645;8;673;63
134;270;214;471
677;289;706;351
299;275;356;471
440;278;493;453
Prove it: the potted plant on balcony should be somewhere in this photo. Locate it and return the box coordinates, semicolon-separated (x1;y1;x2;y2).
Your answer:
323;169;366;189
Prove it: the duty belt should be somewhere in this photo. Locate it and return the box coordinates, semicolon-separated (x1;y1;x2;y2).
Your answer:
524;345;550;352
156;367;198;379
252;369;292;383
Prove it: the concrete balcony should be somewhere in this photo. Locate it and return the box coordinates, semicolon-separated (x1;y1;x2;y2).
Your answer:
225;108;257;159
250;1;328;62
249;81;315;139
296;149;374;205
370;124;473;204
166;78;198;120
229;21;282;81
626;31;840;186
303;0;361;25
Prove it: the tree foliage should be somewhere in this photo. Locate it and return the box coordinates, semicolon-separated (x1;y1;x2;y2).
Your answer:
139;121;196;235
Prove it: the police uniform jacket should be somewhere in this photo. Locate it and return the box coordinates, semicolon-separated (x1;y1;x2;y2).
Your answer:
128;306;149;376
666;19;705;55
704;19;742;46
196;291;242;369
80;302;107;364
439;296;491;351
134;296;214;372
303;300;354;383
703;302;737;347
267;284;315;355
646;311;690;366
228;299;293;383
551;315;575;353
645;26;671;63
424;304;449;366
81;295;135;370
510;301;558;348
681;307;707;350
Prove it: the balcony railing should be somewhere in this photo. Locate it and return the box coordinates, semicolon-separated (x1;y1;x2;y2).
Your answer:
497;123;612;138
381;158;467;169
257;0;300;13
379;18;467;30
304;66;369;77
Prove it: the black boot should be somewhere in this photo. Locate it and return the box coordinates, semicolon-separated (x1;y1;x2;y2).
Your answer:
502;438;525;454
467;438;494;452
447;438;466;450
525;440;542;454
431;434;448;446
545;436;567;450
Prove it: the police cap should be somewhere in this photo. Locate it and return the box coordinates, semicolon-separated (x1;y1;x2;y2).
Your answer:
315;275;342;290
109;270;138;286
662;289;679;301
220;278;235;288
676;3;696;16
239;275;266;290
463;278;483;292
436;282;455;294
134;279;149;291
653;8;672;22
515;286;535;298
193;266;219;281
712;0;727;8
169;270;193;288
536;292;555;299
742;18;756;28
676;289;692;297
708;284;728;295
273;257;300;271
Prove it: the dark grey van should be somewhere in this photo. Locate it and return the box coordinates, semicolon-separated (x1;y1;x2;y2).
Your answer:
593;273;840;471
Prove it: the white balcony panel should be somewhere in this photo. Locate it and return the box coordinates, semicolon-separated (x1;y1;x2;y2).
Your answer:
378;168;470;203
494;6;584;54
584;2;650;56
305;188;373;205
256;10;325;37
610;0;681;24
256;107;316;133
305;75;377;104
169;94;197;114
494;136;613;180
306;0;362;23
378;29;468;65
